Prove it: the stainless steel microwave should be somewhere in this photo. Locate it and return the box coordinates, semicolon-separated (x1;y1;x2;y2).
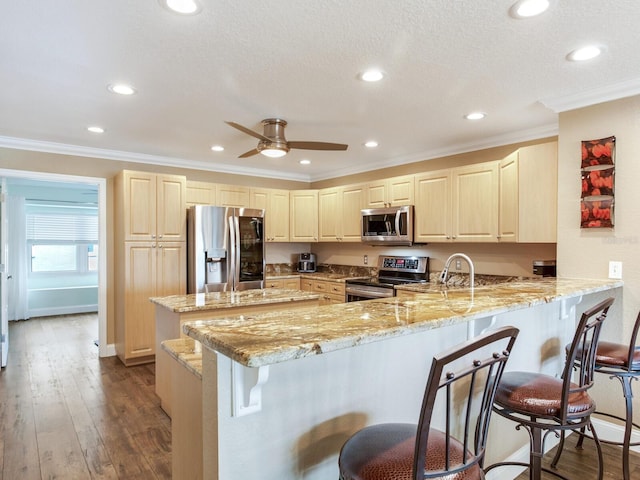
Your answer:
361;205;414;246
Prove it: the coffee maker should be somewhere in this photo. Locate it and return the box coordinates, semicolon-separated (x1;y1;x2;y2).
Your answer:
297;253;317;273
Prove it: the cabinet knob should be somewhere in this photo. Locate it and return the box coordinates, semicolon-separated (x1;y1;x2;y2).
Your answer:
158;244;163;248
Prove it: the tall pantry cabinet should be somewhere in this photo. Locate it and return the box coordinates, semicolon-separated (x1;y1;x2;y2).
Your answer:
114;171;187;366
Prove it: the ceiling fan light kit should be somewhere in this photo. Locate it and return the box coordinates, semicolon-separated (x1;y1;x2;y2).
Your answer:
226;118;348;159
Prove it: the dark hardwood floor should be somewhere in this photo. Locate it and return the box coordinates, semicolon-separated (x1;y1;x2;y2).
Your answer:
0;314;171;480
1;314;639;479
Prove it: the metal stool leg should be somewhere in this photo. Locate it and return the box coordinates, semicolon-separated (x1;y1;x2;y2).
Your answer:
619;375;635;480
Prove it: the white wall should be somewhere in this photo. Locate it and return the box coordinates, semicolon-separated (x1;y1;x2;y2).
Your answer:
557;94;640;419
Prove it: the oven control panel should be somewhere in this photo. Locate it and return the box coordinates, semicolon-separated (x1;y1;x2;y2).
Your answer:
378;256;429;274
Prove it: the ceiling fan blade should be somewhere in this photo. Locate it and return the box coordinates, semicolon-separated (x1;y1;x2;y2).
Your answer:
238;148;260;158
288;141;348;151
225;121;270;142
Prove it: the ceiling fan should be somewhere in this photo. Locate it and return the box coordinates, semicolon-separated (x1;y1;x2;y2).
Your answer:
225;118;348;158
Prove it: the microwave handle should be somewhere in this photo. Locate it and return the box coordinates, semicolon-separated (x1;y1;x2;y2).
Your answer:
395;209;401;236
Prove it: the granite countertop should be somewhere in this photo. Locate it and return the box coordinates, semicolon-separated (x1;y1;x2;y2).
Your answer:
150;288;321;313
268;272;364;282
182;278;622;368
161;338;203;379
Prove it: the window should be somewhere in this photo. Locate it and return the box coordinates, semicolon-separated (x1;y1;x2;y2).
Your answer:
27;207;98;274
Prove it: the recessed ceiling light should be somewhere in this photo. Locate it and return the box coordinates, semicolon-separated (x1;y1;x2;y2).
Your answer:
87;126;104;133
364;141;379;148
359;69;385;82
567;45;605;62
159;0;202;15
107;83;136;95
210;145;224;152
465;112;486;120
510;0;550;18
299;159;311;165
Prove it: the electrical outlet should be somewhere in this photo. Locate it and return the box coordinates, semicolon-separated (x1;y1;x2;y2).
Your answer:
608;261;622;279
455;259;461;270
363;255;368;265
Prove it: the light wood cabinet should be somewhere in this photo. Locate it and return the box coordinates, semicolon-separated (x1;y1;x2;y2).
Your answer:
114;170;187;366
186;180;217;206
250;188;290;242
300;278;345;304
319;184;366;242
498;141;558;243
119;171;186;242
216;184;250;207
415;162;498;243
265;277;301;289
290;190;318;242
365;175;415;208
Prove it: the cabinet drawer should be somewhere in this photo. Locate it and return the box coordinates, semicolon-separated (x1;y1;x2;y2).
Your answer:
265;279;284;289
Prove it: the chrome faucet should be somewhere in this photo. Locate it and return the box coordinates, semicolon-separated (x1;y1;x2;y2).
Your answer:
438;253;475;289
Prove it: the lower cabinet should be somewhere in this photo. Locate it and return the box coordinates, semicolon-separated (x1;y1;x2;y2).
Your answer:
116;241;186;366
300;278;346;304
265;277;301;290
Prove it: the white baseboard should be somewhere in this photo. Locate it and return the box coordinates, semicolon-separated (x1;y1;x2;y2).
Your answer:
485;417;640;480
102;343;116;357
592;416;640;453
28;305;98;317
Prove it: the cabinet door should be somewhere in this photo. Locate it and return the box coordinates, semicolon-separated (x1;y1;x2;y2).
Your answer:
122;171;157;241
290;190;318;242
283;277;301;290
517;142;557;243
124;242;157;358
452;162;498;242
319;187;340;241
388;175;415;206
186;180;216;206
340;184;366;242
365;181;387;208
216;184;250;207
498;152;518;242
156;241;186;297
268;189;290;242
157;175;186;241
415;170;452;243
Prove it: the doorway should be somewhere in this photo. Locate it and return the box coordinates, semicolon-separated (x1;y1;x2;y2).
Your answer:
0;168;108;360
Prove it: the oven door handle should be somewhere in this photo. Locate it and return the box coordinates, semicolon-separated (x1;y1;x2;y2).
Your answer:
345;288;394;299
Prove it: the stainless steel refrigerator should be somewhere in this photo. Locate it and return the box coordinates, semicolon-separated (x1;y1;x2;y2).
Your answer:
187;205;265;293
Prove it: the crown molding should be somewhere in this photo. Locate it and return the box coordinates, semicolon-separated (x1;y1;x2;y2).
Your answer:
0;135;312;182
308;123;559;182
540;78;640;113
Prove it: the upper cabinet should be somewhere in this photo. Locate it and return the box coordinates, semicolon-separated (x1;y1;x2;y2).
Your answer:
117;170;186;242
216;184;250;207
186;180;217;206
415;162;498;243
250;188;290;242
365;175;415;208
290;190;319;242
318;183;366;242
498;141;558;243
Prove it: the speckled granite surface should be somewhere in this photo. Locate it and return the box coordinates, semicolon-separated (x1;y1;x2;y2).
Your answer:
183;278;622;368
161;338;202;379
150;288;321;313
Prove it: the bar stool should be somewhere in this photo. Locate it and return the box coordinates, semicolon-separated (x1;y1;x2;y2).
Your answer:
485;297;614;480
338;326;519;480
552;309;640;480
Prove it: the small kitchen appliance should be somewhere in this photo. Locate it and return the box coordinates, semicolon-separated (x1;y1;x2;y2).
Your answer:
297;253;317;273
532;259;556;277
345;255;429;301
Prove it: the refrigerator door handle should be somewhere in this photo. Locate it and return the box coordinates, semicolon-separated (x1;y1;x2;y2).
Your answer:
228;214;237;289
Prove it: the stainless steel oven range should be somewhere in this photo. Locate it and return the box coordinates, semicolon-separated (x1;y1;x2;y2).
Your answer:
345;255;429;302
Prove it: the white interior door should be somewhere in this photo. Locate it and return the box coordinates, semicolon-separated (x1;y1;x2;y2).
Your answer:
1;178;9;367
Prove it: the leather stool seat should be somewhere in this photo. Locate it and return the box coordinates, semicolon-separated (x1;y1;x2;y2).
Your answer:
339;424;481;480
595;341;640;369
495;371;594;418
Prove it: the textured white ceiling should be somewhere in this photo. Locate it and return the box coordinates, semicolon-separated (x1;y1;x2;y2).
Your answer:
1;1;639;181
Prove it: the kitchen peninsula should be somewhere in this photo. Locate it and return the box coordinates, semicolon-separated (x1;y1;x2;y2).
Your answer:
181;278;621;480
